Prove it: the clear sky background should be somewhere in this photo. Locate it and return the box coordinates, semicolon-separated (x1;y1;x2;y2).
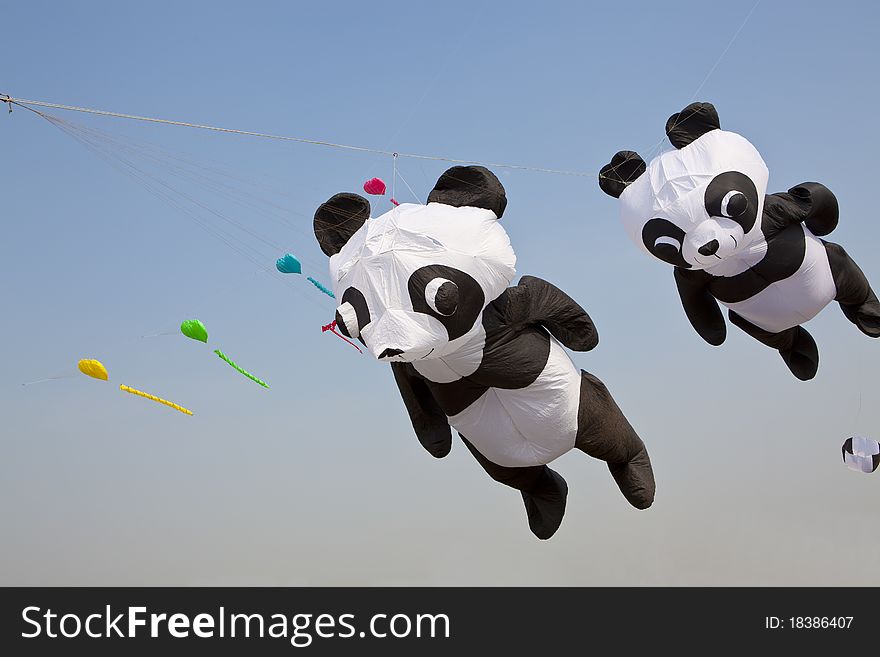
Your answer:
2;0;879;585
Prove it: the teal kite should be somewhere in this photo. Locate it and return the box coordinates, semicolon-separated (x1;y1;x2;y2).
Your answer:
276;253;302;274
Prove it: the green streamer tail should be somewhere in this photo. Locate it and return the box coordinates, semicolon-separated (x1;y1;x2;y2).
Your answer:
214;349;269;388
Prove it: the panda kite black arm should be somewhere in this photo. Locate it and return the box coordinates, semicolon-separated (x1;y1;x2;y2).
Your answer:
391;362;452;459
674;268;727;346
509;276;599;351
764;182;839;236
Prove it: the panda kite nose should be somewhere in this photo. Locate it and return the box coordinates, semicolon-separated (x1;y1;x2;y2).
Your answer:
378;348;404;359
698;239;720;256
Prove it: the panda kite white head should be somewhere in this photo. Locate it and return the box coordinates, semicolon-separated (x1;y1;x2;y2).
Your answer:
314;166;516;362
600;102;770;274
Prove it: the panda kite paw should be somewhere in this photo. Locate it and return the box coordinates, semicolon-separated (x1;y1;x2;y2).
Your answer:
779;327;819;380
521;470;568;540
608;445;655;510
843;299;880;338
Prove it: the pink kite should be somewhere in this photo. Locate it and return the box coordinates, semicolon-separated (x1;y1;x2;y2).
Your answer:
363;177;387;196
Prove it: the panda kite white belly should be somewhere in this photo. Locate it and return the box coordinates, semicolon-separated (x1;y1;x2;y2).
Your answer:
446;338;582;468
723;227;837;334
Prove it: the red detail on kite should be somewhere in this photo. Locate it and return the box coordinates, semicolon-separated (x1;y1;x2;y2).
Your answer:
390;198;400;206
322;320;363;353
363;178;387;196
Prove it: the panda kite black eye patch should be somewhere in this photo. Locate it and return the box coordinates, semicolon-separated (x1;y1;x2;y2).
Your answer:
408;265;484;340
642;218;691;268
704;171;758;232
337;287;370;338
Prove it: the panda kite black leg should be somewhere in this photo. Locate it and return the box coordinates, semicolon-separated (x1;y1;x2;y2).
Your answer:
728;311;819;380
459;435;568;540
575;371;655;510
824;241;880;338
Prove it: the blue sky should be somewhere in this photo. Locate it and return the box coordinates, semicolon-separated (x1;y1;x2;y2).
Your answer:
2;0;879;585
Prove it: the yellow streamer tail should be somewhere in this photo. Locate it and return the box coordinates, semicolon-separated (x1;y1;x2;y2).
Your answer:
119;384;193;416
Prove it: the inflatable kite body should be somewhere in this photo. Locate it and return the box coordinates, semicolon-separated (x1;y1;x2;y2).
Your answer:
599;102;880;380
842;436;880;473
78;358;109;381
314;166;654;539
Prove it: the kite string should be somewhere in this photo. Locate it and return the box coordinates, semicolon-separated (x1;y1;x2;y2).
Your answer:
2;96;385;154
629;0;763;162
396;165;423;204
138;331;179;339
3;0;762;183
35;109;276;264
391;152;398;204
688;0;762;103
380;4;485;152
41;108;331;276
1;95;592;177
33;106;334;310
12;98;585;215
20;373;78;386
854;342;864;433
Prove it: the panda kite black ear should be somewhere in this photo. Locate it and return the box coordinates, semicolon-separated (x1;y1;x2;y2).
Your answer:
665;102;720;149
427;165;507;219
313;192;370;256
599;151;646;198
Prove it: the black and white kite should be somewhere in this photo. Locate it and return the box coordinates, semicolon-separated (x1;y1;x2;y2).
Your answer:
314;166;655;539
599;102;880;380
842;436;880;474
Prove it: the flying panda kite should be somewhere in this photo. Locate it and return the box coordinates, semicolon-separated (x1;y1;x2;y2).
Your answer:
314;166;655;539
599;102;880;380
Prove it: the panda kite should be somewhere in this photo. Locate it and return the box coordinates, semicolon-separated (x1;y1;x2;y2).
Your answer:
599;102;880;380
314;166;655;539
